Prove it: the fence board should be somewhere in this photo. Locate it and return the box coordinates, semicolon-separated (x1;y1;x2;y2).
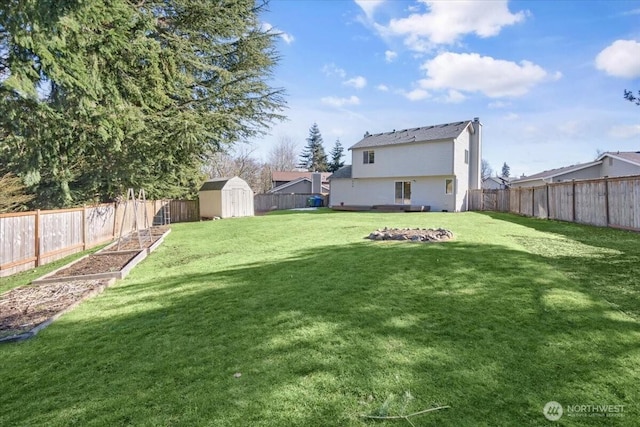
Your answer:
468;175;640;232
254;193;327;211
0;198;198;278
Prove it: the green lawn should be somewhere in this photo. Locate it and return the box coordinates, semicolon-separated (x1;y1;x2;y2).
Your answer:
1;210;639;426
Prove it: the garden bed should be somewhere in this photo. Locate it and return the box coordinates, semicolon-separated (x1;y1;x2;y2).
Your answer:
0;226;171;342
0;279;113;342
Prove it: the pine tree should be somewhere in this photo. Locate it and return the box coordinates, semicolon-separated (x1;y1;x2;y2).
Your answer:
0;0;286;207
328;139;345;172
298;123;328;172
501;162;511;178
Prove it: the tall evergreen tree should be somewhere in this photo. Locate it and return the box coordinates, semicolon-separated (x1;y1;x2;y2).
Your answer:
0;0;286;208
501;162;511;178
328;139;345;172
298;123;328;172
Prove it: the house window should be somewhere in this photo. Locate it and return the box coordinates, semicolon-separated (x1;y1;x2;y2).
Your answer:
395;181;411;204
464;149;469;164
609;157;613;166
363;150;375;164
445;179;453;194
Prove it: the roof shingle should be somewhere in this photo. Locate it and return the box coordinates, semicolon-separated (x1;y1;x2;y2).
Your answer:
349;120;472;150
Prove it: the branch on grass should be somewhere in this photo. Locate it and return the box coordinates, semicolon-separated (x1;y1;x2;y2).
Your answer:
360;405;450;425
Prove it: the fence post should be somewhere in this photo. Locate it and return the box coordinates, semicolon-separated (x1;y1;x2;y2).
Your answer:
604;178;610;226
518;188;522;214
545;184;550;219
572;180;576;222
34;209;41;267
82;205;87;250
531;188;535;217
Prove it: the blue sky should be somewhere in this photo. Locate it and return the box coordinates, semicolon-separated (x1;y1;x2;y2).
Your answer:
251;0;640;178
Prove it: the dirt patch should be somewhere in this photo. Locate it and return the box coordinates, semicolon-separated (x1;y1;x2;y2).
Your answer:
0;280;108;340
367;227;454;242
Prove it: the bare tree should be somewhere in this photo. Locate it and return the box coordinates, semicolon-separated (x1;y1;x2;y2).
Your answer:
203;146;272;194
268;136;299;171
481;159;493;180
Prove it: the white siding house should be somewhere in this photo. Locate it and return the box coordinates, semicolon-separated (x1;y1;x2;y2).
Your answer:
198;177;254;218
510;152;640;188
330;119;482;212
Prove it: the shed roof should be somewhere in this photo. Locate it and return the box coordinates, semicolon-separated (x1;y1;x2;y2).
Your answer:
199;178;232;191
350;120;473;150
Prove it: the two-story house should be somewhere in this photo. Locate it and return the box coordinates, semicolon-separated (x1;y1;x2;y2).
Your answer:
330;118;482;212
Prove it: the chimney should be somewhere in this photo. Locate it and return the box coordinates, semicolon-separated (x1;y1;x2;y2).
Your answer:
311;172;322;194
469;117;482;190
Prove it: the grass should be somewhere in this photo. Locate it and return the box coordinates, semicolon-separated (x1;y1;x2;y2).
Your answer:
1;210;639;426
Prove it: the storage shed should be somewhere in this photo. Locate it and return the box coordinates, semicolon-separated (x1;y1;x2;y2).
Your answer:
198;177;254;219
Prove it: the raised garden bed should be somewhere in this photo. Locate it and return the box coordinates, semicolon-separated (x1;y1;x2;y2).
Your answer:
0;279;113;342
0;226;171;342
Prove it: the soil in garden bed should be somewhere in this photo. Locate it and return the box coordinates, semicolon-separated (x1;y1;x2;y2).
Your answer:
51;252;139;277
52;227;169;278
0;279;108;339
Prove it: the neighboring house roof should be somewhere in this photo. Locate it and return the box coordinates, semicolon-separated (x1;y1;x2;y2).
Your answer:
349;120;473;150
329;165;352;179
271;171;332;183
596;151;640;167
199;178;232;191
482;176;510;187
267;177;330;194
511;160;602;184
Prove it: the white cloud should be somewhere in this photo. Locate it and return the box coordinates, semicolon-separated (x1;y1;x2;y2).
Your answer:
488;101;511;109
385;50;398;62
343;76;367;89
418;52;553;98
403;88;430;101
609;124;640;138
383;1;526;51
355;0;385;19
281;33;295;44
504;112;519;120
558;120;582;136
322;63;347;79
595;40;640;78
321;95;361;107
376;84;389;91
262;22;294;45
442;89;465;103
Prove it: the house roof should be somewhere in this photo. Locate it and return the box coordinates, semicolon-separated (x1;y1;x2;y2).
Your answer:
349;120;473;150
329;165;352;179
267;177;330;194
597;151;640;167
511;160;603;184
199;178;232;191
483;176;510;185
272;171;332;183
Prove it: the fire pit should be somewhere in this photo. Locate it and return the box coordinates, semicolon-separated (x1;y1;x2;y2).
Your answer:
366;227;453;243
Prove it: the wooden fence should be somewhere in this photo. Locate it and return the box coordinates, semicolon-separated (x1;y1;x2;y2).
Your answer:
468;175;640;231
0;199;198;277
254;193;328;212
